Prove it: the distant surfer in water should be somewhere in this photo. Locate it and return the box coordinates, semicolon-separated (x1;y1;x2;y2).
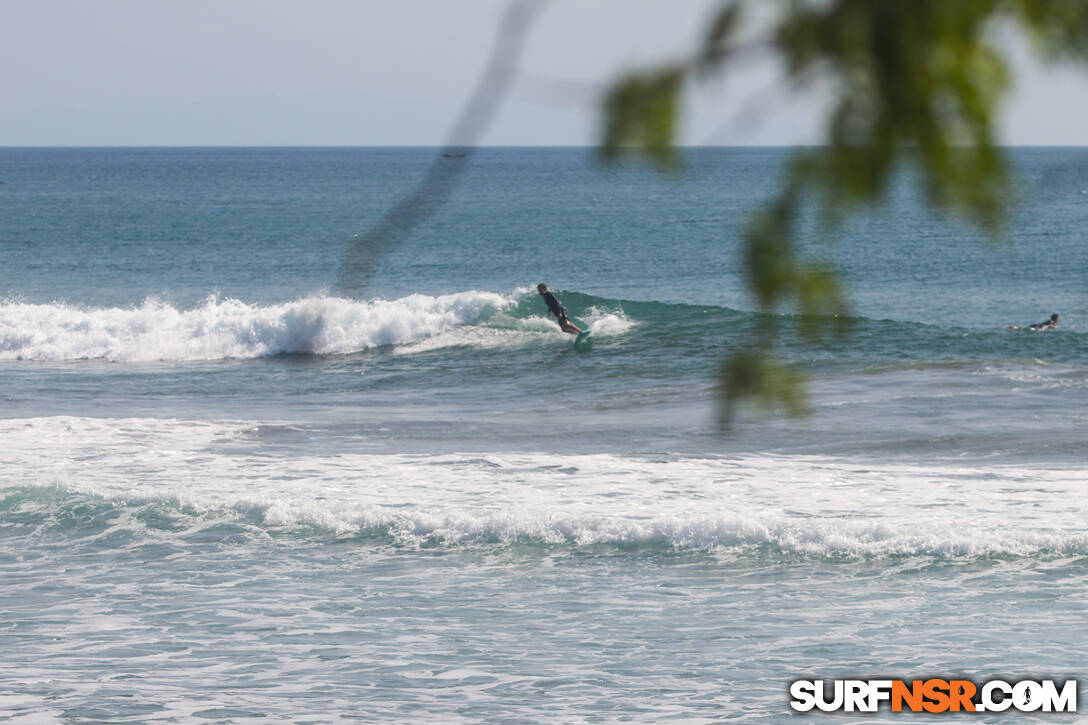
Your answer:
537;283;583;334
1009;313;1059;330
1029;313;1059;330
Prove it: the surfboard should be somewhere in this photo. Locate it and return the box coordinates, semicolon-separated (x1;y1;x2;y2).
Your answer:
575;330;592;345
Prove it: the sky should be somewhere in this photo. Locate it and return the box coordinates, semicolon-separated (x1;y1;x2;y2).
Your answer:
3;0;1087;146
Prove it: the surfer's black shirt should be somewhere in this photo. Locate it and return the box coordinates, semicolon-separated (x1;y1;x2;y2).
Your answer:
541;291;566;318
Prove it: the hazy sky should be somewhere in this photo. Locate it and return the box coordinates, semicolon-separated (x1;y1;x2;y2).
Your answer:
3;0;1086;146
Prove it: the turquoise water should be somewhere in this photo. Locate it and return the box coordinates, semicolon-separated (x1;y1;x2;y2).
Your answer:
1;148;1086;722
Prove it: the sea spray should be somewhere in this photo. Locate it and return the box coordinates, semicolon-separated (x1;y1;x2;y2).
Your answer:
0;291;515;362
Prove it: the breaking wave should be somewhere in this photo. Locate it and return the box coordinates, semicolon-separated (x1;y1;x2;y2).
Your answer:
5;287;1081;365
0;291;514;362
5;416;1086;560
0;289;643;362
7;482;1088;559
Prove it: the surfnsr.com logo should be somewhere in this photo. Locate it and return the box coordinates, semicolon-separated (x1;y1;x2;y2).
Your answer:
789;679;1077;713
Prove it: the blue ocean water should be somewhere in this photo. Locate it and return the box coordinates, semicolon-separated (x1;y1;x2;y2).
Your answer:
1;147;1086;722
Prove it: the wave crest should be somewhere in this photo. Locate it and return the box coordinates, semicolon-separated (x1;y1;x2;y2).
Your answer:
0;292;514;362
8;484;1088;559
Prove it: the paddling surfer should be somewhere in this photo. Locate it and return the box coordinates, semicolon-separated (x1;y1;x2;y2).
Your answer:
1029;313;1059;330
1009;313;1059;330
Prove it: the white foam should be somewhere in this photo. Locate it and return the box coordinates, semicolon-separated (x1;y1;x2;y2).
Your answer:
0;292;515;362
5;416;1088;558
581;306;635;336
393;303;636;354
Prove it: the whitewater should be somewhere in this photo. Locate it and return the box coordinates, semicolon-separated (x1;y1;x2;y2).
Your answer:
7;416;1087;557
0;290;636;362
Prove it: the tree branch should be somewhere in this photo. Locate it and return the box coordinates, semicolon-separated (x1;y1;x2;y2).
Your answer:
336;0;548;298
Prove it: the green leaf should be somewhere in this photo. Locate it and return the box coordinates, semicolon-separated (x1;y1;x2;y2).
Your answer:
795;263;850;342
719;349;810;427
743;194;798;309
600;67;684;168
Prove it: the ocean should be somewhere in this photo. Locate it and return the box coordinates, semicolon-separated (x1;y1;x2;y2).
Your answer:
1;147;1085;722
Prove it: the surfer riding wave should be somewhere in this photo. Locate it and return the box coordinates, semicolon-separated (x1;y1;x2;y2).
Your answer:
537;283;583;335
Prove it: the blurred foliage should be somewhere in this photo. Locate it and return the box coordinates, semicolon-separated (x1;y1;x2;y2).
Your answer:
600;0;1088;425
719;349;808;426
601;67;685;168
